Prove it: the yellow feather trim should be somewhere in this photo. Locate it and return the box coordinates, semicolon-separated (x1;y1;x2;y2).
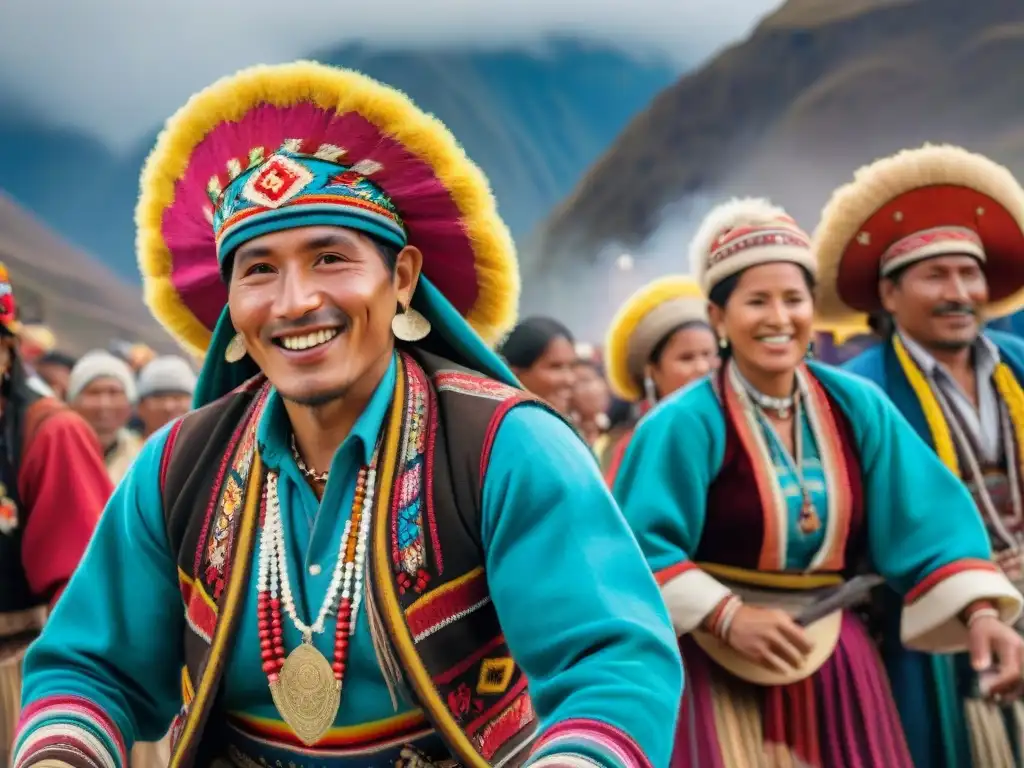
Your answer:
604;275;706;402
136;61;518;356
891;334;960;475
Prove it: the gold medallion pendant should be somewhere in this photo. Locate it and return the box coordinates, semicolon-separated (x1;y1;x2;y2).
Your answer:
269;640;341;746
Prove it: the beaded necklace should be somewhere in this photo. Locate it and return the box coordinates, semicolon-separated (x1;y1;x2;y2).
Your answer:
291;435;330;484
730;363;821;534
255;442;379;746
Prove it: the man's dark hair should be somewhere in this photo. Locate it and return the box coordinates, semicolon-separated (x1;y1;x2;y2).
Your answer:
883;264;908;287
648;320;712;365
707;265;817;309
498;317;575;369
369;235;401;273
38;350;78;369
223;231;403;282
867;312;894;338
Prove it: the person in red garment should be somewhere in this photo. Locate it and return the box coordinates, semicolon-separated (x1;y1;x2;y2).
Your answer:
0;263;112;764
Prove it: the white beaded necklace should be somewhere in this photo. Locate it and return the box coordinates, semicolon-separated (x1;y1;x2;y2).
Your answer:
733;364;796;418
258;465;377;643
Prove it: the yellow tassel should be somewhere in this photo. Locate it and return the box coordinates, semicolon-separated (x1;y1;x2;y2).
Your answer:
892;335;961;475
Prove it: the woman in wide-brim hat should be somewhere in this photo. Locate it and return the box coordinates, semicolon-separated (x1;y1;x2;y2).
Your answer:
612;196;1024;767
602;275;718;485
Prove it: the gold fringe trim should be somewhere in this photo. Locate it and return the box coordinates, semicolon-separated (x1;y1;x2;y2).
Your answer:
137;61;518;356
604;275;705;402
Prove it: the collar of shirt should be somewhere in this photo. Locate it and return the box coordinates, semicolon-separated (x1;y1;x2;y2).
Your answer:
256;351;398;472
897;328;1000;384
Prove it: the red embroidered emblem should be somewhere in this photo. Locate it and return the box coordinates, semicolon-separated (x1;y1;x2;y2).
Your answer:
448;683;473;719
445;683;484;725
241;155;313;209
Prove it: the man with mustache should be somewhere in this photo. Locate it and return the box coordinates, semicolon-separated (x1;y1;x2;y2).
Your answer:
10;63;681;768
815;144;1024;767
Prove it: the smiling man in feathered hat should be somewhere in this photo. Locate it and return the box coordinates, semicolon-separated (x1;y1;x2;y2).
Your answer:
815;143;1024;768
11;63;680;768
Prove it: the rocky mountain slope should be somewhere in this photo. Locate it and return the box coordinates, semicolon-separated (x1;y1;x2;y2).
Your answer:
533;0;1024;274
0;193;172;355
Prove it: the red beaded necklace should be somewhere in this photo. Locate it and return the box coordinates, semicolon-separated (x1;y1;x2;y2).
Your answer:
256;460;374;745
257;465;368;682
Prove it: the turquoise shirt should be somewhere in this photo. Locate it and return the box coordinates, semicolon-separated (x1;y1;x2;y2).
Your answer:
755;410;828;570
20;353;681;768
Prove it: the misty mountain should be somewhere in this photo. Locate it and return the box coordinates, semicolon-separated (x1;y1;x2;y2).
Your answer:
532;0;1024;278
0;39;676;281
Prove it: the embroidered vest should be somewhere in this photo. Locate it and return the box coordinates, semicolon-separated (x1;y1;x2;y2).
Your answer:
160;350;552;768
0;362;66;617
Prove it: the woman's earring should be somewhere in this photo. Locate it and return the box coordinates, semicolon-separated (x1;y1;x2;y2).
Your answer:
391;305;431;342
718;336;729;349
643;375;658;405
224;332;247;363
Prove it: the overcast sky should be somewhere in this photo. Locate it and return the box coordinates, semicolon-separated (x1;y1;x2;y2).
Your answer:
0;0;780;148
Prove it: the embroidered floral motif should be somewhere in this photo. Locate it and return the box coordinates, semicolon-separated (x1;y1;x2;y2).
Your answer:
398;499;425;570
445;682;484;722
474;692;535;760
221;477;243;515
392;358;430;592
434;371;518;401
200;386;267;597
205;474;242;585
448;683;472;718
